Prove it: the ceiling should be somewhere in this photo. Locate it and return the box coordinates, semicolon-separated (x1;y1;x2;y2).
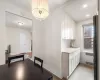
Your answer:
8;0;97;22
6;12;32;29
63;0;97;22
8;0;69;11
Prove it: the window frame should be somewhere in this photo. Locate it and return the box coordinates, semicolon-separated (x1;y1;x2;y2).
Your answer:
82;23;94;50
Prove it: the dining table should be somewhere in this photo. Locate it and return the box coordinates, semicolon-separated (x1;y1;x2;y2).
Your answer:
0;59;53;80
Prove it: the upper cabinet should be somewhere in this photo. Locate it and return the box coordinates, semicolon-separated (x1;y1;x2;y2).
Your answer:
61;14;76;39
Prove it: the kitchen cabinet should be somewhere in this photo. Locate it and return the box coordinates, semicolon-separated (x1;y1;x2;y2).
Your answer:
62;48;80;79
61;15;75;39
69;49;80;76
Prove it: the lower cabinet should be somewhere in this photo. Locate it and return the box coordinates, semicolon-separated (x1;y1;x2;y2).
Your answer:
62;49;80;79
69;50;80;76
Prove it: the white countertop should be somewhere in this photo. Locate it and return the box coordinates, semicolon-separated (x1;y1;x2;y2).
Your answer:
61;48;80;53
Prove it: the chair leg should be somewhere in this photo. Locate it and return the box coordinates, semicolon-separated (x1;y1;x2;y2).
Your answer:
23;56;24;61
8;59;10;66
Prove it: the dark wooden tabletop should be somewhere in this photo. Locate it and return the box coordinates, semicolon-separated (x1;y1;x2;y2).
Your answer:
0;59;52;80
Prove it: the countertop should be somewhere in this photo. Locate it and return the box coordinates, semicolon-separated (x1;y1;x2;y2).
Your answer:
61;48;80;53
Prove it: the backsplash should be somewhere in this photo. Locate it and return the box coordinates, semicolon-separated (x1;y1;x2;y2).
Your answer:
61;39;71;49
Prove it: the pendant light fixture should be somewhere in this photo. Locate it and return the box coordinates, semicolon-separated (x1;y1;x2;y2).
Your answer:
32;0;49;20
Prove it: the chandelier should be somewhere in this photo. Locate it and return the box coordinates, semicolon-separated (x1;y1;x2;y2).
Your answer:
32;0;49;20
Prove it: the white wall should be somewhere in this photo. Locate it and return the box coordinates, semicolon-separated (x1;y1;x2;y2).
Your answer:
75;19;93;64
0;0;32;65
61;39;71;49
32;9;62;78
6;26;31;55
6;27;20;54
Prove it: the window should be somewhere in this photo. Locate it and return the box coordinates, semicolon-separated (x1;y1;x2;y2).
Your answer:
83;24;94;49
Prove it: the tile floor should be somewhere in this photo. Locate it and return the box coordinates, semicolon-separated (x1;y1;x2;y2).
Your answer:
53;64;94;80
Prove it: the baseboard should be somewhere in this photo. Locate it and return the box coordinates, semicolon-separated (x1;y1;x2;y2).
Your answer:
43;64;62;79
80;63;94;69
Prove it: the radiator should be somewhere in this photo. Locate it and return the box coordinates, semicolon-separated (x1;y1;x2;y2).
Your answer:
85;52;94;65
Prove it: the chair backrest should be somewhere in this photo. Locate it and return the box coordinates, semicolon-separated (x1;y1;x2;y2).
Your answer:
8;45;11;54
34;56;43;68
48;76;53;80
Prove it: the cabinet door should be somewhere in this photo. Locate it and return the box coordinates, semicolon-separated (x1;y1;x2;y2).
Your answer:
75;52;78;67
69;55;73;75
69;58;71;75
62;15;75;39
72;58;74;71
74;55;77;68
69;50;80;76
77;50;80;65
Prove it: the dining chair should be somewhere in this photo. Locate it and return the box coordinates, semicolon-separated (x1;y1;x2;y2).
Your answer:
34;56;43;68
48;76;53;80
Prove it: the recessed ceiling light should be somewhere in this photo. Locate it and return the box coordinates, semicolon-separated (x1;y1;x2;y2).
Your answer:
83;4;88;8
18;22;23;26
86;14;90;17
